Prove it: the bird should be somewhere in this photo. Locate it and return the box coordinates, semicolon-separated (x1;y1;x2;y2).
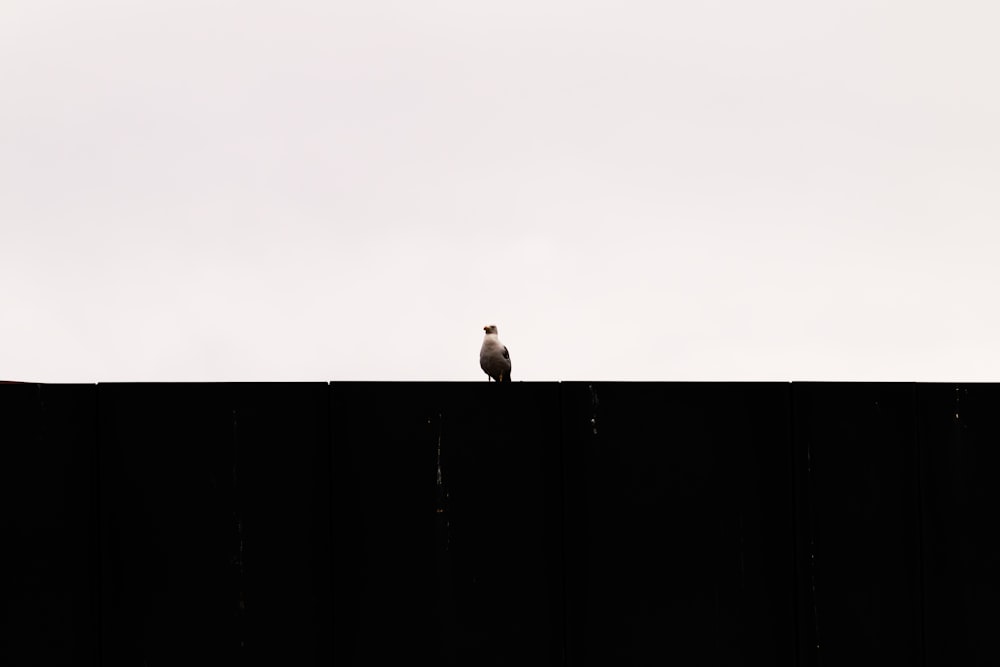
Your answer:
480;325;512;382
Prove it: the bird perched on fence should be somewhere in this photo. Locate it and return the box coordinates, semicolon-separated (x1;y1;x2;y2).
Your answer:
480;325;512;382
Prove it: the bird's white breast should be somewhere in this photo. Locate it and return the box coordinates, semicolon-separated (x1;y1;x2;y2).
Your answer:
480;333;503;356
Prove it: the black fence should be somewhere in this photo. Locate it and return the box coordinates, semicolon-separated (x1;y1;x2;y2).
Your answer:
1;382;996;666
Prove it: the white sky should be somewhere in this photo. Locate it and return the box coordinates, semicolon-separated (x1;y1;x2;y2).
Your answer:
3;1;999;382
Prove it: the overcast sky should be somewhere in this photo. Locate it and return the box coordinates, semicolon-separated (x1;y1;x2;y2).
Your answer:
3;1;998;382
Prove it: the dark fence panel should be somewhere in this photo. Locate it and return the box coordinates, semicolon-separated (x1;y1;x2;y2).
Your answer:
332;382;564;666
7;381;1000;665
792;384;922;667
98;383;331;667
331;382;438;665
918;384;1000;666
560;382;795;666
0;384;98;667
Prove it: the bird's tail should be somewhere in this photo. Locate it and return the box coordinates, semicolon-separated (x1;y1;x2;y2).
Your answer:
501;372;512;383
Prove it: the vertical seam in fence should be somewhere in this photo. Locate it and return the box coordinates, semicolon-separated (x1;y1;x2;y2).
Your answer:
789;383;801;667
790;382;821;667
94;383;104;667
327;381;335;659
805;393;821;667
557;382;569;667
913;384;927;667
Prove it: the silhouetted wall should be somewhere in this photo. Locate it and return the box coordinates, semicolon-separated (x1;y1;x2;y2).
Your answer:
1;382;997;666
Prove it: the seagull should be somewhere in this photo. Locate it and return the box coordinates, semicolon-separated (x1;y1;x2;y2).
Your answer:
480;325;512;382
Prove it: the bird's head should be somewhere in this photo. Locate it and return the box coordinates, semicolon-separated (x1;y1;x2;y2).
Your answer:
483;325;499;335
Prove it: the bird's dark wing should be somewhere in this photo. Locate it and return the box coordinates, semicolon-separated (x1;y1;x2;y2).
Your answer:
502;346;509;360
